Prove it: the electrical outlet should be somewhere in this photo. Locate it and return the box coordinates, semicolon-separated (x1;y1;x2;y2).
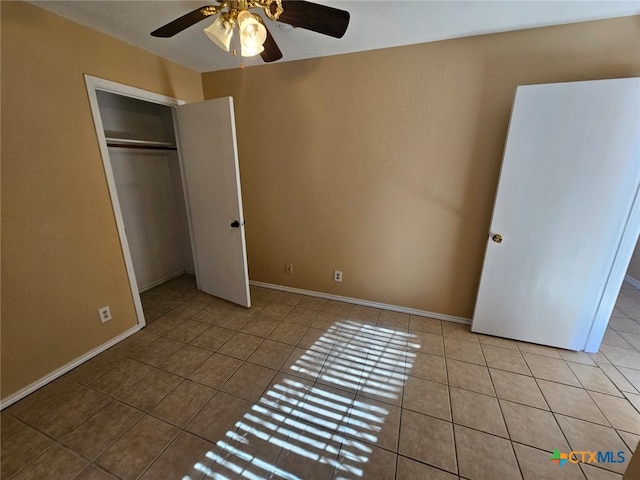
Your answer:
286;263;294;274
98;306;112;323
334;270;343;283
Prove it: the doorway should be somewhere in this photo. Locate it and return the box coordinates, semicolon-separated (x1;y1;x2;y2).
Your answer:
96;90;195;293
85;76;191;327
86;76;252;328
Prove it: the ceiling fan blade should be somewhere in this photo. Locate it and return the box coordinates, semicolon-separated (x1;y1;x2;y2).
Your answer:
279;1;350;38
151;5;218;37
261;23;283;62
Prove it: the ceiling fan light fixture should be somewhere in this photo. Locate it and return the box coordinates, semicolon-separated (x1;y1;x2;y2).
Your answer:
237;10;267;57
204;14;235;52
240;42;265;57
151;1;350;64
264;0;284;21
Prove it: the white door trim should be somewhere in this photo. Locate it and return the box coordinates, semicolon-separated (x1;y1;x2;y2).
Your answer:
585;186;640;352
625;275;640;290
84;75;186;328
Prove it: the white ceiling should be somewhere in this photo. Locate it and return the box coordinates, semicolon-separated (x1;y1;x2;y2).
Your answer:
30;1;640;73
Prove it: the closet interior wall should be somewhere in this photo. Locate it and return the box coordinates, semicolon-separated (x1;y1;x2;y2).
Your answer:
96;90;194;292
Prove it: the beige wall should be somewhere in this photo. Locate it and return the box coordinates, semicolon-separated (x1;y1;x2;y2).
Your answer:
1;1;203;399
627;238;640;281
202;16;640;317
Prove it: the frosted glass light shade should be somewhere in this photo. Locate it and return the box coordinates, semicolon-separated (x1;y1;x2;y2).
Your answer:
238;11;266;56
240;43;265;57
204;15;234;52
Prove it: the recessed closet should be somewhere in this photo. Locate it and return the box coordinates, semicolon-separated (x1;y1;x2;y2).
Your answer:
96;90;194;292
86;76;251;326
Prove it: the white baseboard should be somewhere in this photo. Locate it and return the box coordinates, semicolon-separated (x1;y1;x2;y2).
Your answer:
624;275;640;290
0;324;142;410
139;270;187;293
2;282;468;409
249;281;471;325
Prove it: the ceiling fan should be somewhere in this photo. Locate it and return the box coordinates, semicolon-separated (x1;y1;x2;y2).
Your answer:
151;0;350;63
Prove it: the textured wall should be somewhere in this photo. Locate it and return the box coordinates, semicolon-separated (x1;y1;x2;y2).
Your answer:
1;1;203;399
201;15;640;317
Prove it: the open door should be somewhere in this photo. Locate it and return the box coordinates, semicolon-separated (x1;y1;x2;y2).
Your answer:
472;78;640;352
175;97;251;307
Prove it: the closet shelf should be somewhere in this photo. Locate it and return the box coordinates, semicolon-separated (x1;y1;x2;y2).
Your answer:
106;137;177;150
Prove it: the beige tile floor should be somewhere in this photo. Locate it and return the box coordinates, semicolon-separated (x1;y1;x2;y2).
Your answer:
2;275;640;479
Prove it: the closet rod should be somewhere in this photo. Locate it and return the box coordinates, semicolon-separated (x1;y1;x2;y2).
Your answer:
106;142;177;151
105;137;177;151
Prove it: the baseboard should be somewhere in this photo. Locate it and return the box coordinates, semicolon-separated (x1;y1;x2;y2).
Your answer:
0;324;143;410
625;275;640;290
249;281;471;325
139;270;186;293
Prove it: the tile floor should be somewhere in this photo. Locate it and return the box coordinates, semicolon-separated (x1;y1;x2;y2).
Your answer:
2;275;640;480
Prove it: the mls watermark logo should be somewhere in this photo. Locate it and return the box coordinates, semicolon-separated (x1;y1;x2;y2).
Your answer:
550;450;569;467
550;449;625;467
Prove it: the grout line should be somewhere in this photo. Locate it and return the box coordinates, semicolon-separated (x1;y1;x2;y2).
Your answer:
479;335;525;480
133;427;181;480
597;362;640;396
579;461;632;479
550;410;632;477
9;275;640;480
77;317;640;450
442;341;460;477
530;376;619;430
396;453;467;479
4;440;59;479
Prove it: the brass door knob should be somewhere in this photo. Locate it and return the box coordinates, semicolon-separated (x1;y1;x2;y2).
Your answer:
492;234;503;243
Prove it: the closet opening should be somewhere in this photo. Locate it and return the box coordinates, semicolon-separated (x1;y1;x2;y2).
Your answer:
96;90;195;294
86;75;251;329
86;76;193;328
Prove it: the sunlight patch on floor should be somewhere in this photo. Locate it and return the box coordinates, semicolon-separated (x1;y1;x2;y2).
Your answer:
193;321;417;479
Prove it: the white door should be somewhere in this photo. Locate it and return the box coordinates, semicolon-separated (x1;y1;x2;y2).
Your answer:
472;78;640;352
176;97;251;307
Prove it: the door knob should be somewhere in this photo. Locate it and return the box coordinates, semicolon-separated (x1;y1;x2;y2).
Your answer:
492;233;503;243
230;220;240;228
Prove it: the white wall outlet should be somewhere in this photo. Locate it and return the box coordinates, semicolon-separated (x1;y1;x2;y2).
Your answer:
98;306;112;323
334;270;343;282
286;263;294;274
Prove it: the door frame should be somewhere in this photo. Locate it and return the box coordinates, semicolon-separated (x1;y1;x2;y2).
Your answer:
585;187;640;352
84;75;186;328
